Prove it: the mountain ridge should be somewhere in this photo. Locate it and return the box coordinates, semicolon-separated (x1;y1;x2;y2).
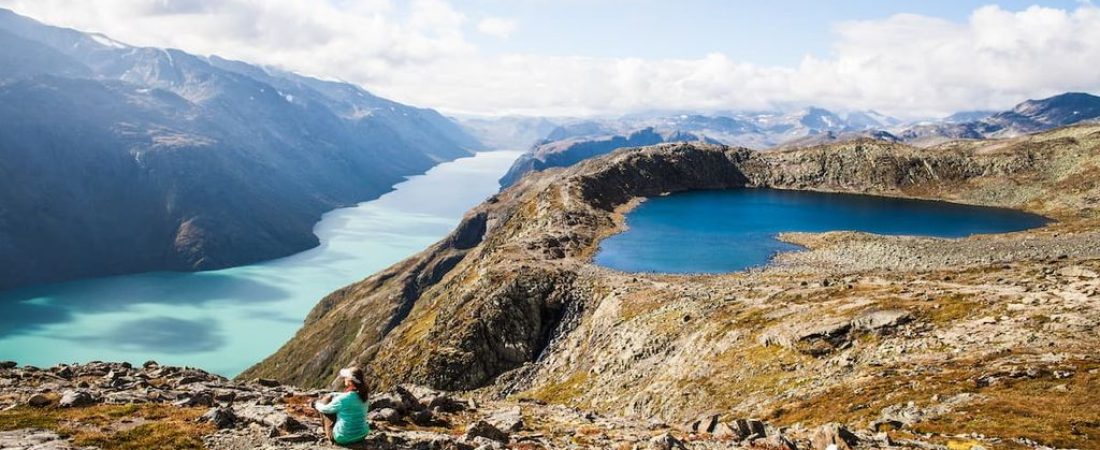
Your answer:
0;8;482;290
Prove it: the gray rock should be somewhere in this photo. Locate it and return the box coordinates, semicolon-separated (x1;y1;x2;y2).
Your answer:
689;414;719;433
58;390;94;408
173;390;214;407
201;407;238;429
811;423;858;450
369;393;408;413
731;418;769;440
409;409;443;427
485;406;524;432
648;432;687;450
233;404;306;434
463;420;509;444
0;361;17;369
0;429;83;450
252;378;280;388
852;309;912;331
368;407;403;423
26;393;51;408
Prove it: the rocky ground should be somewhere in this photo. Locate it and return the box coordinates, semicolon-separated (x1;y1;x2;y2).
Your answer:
242;124;1100;450
0;361;897;449
8;126;1100;450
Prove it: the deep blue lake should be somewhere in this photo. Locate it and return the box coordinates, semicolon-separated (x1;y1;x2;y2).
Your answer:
594;189;1049;274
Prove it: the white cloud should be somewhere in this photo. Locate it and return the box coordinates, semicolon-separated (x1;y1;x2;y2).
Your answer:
477;17;517;39
1;1;1098;118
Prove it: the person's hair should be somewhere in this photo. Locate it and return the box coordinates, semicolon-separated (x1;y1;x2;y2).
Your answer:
342;367;369;402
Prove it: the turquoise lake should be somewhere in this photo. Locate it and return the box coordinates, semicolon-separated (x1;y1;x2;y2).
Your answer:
594;189;1049;274
0;151;521;377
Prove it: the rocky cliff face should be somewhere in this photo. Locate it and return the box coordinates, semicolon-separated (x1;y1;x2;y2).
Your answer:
248;124;1100;449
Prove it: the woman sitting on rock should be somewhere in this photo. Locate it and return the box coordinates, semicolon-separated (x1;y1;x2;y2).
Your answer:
314;367;370;445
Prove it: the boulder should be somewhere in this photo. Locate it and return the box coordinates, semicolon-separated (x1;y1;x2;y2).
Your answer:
53;366;74;379
173;390;214;407
851;309;912;331
174;375;207;386
810;423;859;450
463;420;510;444
394;385;425;412
201;407;238;429
58;390;95;408
0;361;17;370
409;409;445;427
368;407;403;423
234;404;307;434
712;421;738;439
731;418;769;440
485;406;524;432
689;414;720;433
424;394;468;413
252;378;280;388
370;393;408;413
648;432;687;450
26;393;51;408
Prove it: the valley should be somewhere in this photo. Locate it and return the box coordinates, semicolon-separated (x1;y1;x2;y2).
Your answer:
0;8;482;290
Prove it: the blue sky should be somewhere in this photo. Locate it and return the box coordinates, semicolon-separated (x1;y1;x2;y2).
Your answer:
459;0;1084;64
2;0;1098;117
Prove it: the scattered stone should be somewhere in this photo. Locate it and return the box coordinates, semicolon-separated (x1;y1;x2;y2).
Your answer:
811;423;859;450
464;420;510;444
0;429;83;450
58;390;94;408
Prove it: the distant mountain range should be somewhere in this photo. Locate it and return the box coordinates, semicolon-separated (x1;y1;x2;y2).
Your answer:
0;8;482;290
495;92;1100;187
498;128;715;187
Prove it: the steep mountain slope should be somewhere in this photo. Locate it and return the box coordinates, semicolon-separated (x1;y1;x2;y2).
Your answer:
247;124;1100;449
0;9;481;290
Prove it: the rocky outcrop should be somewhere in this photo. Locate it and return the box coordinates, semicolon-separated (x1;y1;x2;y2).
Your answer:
246;124;1100;450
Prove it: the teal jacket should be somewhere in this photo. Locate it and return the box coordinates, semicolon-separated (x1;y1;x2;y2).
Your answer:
315;392;370;444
